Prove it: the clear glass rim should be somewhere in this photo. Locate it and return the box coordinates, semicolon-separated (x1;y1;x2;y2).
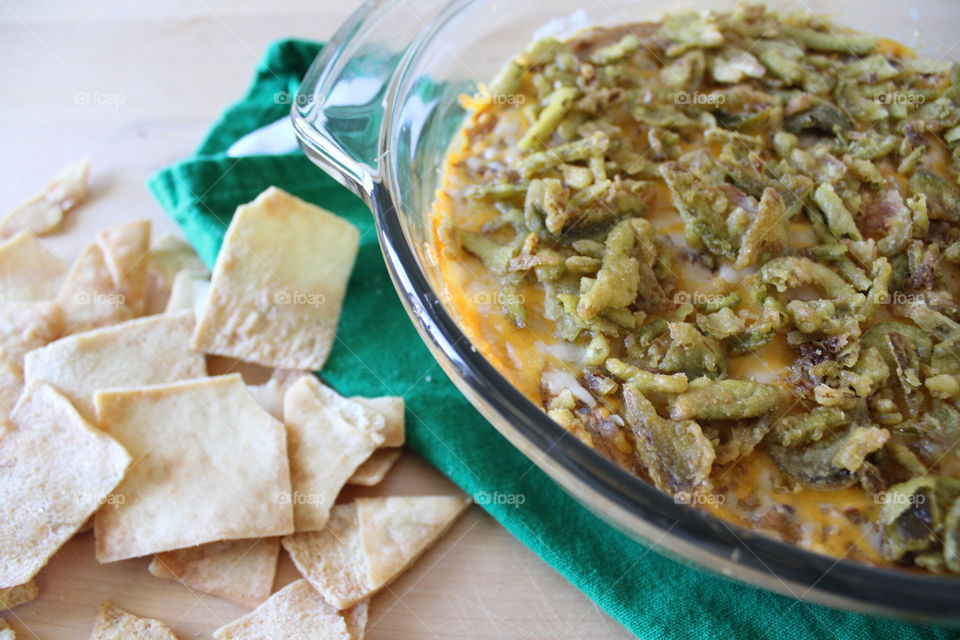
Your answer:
298;0;960;626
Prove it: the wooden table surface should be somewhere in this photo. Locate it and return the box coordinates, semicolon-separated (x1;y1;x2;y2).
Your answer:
0;1;634;638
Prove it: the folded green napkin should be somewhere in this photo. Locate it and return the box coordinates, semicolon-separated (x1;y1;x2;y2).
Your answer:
148;39;952;640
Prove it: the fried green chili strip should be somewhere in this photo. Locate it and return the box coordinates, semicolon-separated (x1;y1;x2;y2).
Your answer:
605;358;689;394
780;25;878;55
660;162;736;258
669;378;779;421
518;131;610;178
590;34;642;65
519;86;580;152
813;183;863;240
623;384;715;495
773;406;849;447
759;256;856;298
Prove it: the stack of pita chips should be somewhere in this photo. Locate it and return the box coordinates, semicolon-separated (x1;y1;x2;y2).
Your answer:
0;170;472;638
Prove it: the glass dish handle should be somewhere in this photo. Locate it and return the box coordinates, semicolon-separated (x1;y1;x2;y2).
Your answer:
292;0;446;205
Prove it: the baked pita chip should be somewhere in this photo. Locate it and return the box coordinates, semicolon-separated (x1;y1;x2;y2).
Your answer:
358;495;470;587
89;601;179;640
352;396;405;448
0;580;37;611
0;232;67;302
149;537;279;608
163;271;209;316
247;369;306;420
94;374;293;562
282;495;470;609
344;601;368;640
0;362;22;416
284;376;384;531
0;619;14;640
346;396;404;486
24;311;205;423
0;301;64;365
0;158;89;239
58;219;150;333
212;579;351;640
0;383;131;587
192;187;359;370
281;504;367;610
145;234;209;315
348;448;402;487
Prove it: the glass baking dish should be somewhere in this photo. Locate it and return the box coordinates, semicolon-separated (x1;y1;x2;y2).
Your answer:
292;0;960;624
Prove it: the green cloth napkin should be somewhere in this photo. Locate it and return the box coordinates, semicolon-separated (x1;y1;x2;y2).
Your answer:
148;39;953;640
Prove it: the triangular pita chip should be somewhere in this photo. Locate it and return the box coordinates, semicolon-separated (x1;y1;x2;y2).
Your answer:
0;383;130;587
94;374;293;562
0;619;14;639
246;369;306;420
346;396;404;486
344;601;368;640
283;376;384;531
0;301;63;365
192;186;359;370
0;580;37;611
281;504;367;610
352;396;405;448
24;311;206;423
0;232;67;303
282;495;470;609
145;234;209;314
348;448;402;487
149;537;279;608
163;270;209;316
212;579;351;640
58;219;150;333
0;158;88;239
357;495;470;587
0;363;22;416
89;601;179;639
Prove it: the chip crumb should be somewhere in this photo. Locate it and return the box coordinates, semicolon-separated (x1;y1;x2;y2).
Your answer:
0;580;38;611
0;158;89;240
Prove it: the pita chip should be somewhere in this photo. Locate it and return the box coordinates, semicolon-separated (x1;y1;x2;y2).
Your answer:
0;619;13;640
348;448;402;487
0;232;67;303
0;580;37;611
352;396;405;448
247;369;306;420
0;383;131;587
282;495;470;609
192;187;359;370
284;376;384;531
0;158;88;239
0;363;22;416
58;219;150;333
214;579;352;640
94;374;293;562
89;601;179;640
0;302;64;366
358;495;470;587
344;601;368;640
163;271;209;316
149;537;279;608
145;234;209;314
23;311;206;423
